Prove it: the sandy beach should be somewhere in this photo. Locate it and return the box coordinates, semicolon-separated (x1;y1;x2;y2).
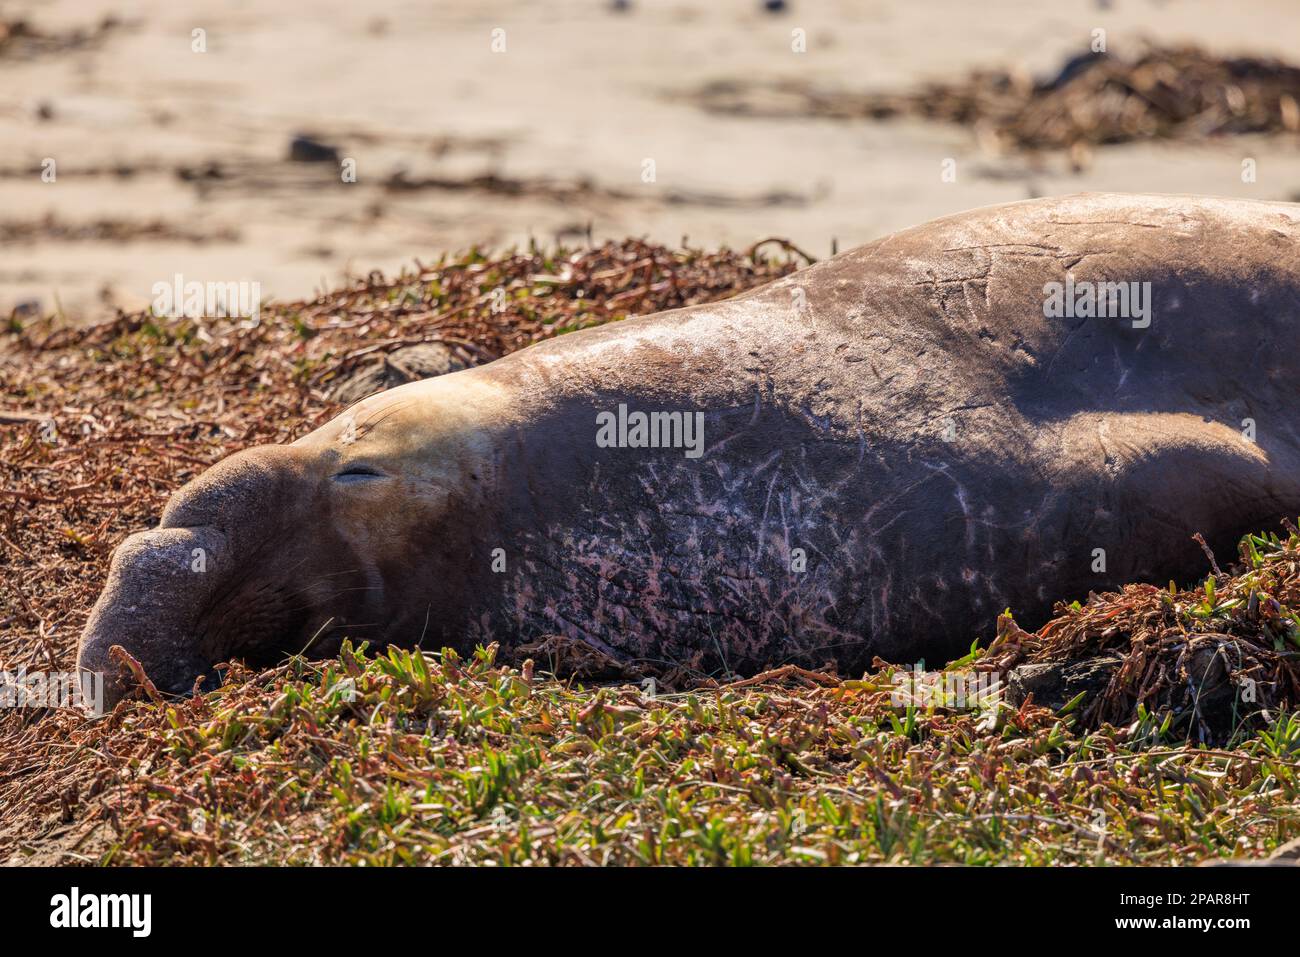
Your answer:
2;0;1300;320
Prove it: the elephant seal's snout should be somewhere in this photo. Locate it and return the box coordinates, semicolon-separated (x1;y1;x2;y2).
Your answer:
77;524;229;709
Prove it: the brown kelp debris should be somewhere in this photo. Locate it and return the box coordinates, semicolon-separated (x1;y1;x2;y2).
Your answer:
0;16;121;61
986;526;1300;743
0;214;239;246
689;44;1300;152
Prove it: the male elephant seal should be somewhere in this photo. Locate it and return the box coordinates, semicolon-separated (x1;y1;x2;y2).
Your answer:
79;193;1300;706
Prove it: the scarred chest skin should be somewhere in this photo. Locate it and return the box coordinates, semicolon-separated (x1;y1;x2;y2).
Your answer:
378;193;1300;674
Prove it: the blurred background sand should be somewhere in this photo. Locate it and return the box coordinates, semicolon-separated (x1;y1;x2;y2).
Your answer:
2;0;1299;321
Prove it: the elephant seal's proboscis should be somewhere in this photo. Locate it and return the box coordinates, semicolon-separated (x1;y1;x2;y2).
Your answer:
78;193;1300;707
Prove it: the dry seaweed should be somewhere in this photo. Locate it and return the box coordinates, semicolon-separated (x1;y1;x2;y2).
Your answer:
988;529;1300;742
690;44;1300;154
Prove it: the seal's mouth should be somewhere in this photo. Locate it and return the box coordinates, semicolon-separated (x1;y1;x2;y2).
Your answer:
77;524;230;709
